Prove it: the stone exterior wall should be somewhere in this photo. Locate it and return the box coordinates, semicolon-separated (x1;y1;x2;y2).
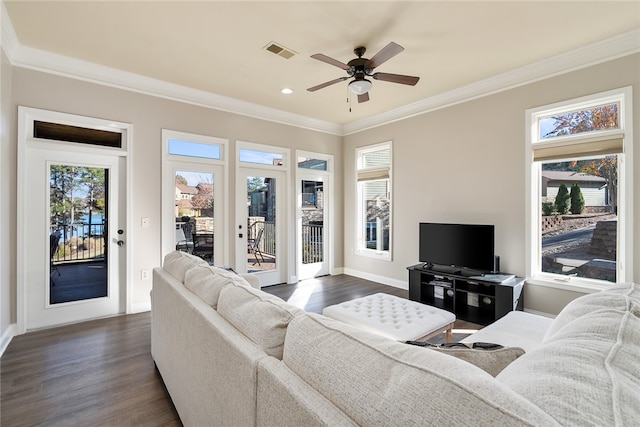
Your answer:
588;220;617;260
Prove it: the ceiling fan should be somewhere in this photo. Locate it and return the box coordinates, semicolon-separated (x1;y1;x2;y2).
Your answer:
307;42;420;103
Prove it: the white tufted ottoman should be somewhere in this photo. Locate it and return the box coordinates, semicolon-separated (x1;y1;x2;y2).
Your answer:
322;293;456;342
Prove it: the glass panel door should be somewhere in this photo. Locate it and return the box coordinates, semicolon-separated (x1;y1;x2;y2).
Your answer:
298;177;328;279
237;169;286;286
174;170;215;263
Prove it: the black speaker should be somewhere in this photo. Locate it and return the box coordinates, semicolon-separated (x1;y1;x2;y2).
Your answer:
493;255;500;273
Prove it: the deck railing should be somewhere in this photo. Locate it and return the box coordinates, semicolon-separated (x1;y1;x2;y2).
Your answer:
247;221;323;262
50;224;105;263
302;224;323;264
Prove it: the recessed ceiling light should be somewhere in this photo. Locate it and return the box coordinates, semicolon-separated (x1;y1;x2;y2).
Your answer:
281;88;293;94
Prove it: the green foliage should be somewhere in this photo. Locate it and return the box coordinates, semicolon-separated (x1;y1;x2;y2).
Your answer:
554;184;570;214
570;183;585;214
541;202;555;216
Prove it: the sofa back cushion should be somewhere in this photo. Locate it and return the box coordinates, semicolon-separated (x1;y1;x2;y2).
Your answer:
497;282;640;426
217;284;303;359
184;265;239;309
283;313;557;426
163;251;208;282
544;282;640;340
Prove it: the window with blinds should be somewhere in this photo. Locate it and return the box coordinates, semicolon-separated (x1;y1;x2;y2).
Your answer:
526;87;633;289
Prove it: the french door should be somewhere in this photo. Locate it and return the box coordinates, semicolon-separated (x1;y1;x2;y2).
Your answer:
18;107;129;332
163;163;225;265
236;168;287;286
297;174;329;279
20;147;126;331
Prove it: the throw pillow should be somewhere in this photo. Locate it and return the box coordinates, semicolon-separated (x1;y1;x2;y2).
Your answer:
406;341;524;376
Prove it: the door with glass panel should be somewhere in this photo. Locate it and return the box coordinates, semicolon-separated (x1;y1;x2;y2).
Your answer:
22;150;125;330
162;131;226;266
297;153;331;280
236;144;288;286
18;108;129;332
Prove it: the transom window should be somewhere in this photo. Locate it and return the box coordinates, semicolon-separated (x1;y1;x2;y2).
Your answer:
526;87;633;289
239;148;284;166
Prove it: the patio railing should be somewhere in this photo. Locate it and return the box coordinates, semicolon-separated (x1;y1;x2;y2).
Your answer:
50;224;105;263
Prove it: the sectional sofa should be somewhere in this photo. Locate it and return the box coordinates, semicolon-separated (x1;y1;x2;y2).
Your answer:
151;251;639;426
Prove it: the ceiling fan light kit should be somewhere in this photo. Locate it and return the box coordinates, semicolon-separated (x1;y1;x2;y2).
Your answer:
348;78;372;95
308;42;419;104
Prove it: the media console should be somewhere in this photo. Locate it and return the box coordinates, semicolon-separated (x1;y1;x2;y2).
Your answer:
407;264;524;325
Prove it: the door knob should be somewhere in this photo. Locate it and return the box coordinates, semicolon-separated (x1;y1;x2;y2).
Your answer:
117;240;124;246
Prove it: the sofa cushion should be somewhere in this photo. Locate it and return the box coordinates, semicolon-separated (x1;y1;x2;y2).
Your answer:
163;251;208;282
497;282;640;426
461;310;553;352
184;265;238;309
283;313;558;426
217;283;303;359
543;282;640;340
427;345;525;377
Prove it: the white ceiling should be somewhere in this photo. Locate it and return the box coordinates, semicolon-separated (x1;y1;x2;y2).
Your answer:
3;1;640;132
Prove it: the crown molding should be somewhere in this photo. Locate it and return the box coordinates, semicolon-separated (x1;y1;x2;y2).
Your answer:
343;29;640;135
2;3;638;137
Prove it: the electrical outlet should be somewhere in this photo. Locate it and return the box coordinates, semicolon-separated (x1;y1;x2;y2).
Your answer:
141;270;150;280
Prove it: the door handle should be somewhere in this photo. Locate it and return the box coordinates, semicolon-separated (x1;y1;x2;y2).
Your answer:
117;240;124;247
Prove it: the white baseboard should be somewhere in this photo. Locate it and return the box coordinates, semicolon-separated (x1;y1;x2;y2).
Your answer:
331;267;344;275
342;268;408;290
0;323;16;357
130;301;151;314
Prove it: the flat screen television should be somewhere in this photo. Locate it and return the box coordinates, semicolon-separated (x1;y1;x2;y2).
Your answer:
419;222;495;273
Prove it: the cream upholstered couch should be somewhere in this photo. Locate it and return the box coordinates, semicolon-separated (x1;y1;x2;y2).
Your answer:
151;251;640;426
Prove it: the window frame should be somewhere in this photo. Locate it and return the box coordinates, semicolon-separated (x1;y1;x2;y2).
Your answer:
525;87;633;291
355;141;393;261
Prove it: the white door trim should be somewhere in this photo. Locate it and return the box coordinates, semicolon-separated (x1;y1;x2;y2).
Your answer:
16;107;132;334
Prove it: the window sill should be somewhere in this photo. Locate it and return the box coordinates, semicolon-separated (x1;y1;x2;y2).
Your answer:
526;275;608;294
355;249;391;261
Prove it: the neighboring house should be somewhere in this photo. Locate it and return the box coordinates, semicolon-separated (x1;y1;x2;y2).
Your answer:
175;184;198;217
541;171;608;207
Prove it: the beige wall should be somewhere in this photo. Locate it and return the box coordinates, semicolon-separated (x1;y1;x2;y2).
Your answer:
7;67;342;320
1;49;638;335
343;54;640;315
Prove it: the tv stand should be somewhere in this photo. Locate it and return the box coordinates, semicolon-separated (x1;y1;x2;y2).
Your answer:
407;264;524;325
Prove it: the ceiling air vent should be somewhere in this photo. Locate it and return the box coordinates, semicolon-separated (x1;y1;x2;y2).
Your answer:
264;42;296;59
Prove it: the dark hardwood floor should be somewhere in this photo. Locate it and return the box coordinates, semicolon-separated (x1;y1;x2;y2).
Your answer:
1;312;180;427
1;274;481;426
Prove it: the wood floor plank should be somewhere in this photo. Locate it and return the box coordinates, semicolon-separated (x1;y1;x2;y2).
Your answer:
1;274;481;426
1;313;181;427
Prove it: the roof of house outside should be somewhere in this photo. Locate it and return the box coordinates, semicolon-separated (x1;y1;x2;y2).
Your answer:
176;184;198;194
541;171;606;183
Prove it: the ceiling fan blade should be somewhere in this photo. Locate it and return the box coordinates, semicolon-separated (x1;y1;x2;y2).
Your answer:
372;72;419;86
357;92;370;103
307;77;349;92
310;54;350;70
367;42;404;69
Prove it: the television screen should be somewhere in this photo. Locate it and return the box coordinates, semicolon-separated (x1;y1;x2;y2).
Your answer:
419;222;495;272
